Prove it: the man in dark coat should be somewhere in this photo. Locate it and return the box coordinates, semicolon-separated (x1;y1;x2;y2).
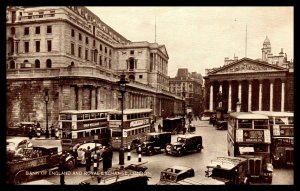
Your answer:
84;146;92;172
59;151;68;185
101;147;110;172
107;145;113;169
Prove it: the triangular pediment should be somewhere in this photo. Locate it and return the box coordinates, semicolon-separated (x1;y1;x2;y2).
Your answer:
209;58;286;75
158;45;169;58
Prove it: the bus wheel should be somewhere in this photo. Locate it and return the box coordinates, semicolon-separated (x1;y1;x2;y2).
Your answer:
14;170;28;185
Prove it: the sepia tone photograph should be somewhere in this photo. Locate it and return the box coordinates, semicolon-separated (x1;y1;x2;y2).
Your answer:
5;6;294;185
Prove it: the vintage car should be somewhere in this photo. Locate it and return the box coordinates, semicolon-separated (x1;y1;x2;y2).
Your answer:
165;135;203;156
7;137;32;152
157;166;195;185
201;111;215;121
7;122;36;136
140;132;171;155
205;156;249;185
76;142;103;165
215;120;228;130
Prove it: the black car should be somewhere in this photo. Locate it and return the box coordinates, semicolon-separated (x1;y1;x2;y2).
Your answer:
165;135;203;156
140;132;171;155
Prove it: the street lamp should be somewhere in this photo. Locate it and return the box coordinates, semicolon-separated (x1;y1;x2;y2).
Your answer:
117;71;129;166
44;88;50;138
182;88;186;126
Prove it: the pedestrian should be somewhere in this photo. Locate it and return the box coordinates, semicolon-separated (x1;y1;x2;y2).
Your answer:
59;151;68;185
107;145;113;169
101;147;110;172
84;146;92;172
72;147;78;168
28;126;33;139
158;123;162;133
183;124;187;135
50;124;55;138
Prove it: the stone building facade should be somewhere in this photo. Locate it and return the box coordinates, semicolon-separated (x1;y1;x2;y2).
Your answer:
6;6;183;128
169;68;204;117
204;38;294;113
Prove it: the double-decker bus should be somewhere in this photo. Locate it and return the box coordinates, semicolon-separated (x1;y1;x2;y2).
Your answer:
252;111;294;167
58;110;111;151
227;112;273;183
108;109;152;150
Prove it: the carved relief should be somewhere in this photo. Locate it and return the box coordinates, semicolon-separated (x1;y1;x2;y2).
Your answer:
219;62;275;73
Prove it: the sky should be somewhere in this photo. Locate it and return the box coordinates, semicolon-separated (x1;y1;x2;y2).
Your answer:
87;7;294;78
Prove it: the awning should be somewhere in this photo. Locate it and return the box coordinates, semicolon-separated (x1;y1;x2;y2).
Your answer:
239;146;254;153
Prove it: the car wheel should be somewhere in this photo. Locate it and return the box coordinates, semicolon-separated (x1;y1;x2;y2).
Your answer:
177;149;183;157
147;149;153;156
14;170;28;184
65;159;75;171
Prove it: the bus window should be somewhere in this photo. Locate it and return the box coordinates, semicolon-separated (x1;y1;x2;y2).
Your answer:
288;117;294;125
128;114;132;120
95;113;100;118
91;130;95;136
127;131;131;136
78;132;84;138
66;114;72;120
254;120;268;129
84;114;90;119
116;115;122;120
275;117;286;125
60;114;66;120
254;145;268;152
77;114;83;120
96;129;100;134
238;119;252;129
85;131;90;137
112;131;122;137
90;113;95;119
101;113;106;118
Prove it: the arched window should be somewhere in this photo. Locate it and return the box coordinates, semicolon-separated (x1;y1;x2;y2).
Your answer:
71;62;74;67
129;75;135;81
35;59;40;68
9;60;15;69
46;59;52;68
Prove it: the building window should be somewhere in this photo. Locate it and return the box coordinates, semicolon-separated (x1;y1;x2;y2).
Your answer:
78;46;82;58
109;49;112;56
24;27;29;35
99;55;102;65
130;50;134;54
90;50;93;61
129;58;135;70
71;29;75;37
104;58;107;66
35;59;40;68
10;60;15;69
71;62;74;67
35;26;40;34
47;40;52;52
85;49;88;60
46;59;52;68
108;60;111;69
100;44;102;51
86;37;89;44
11;27;15;35
93;40;96;47
104;47;107;53
24;41;29;53
35;41;40;52
71;43;75;55
79;33;82;41
47;25;52;34
139;75;143;79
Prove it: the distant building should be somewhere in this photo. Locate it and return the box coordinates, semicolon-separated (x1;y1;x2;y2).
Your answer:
204;37;294;113
169;68;204;116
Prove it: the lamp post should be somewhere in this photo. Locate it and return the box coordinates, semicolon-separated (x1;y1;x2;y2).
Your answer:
117;72;129;166
182;88;186;126
44;88;50;138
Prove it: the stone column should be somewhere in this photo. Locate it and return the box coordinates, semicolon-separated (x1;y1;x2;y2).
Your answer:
258;80;263;111
270;80;274;111
281;80;285;112
91;86;96;110
238;81;242;106
77;85;83;110
209;83;213;111
228;81;232;112
96;86;101;109
219;81;222;93
248;81;252;112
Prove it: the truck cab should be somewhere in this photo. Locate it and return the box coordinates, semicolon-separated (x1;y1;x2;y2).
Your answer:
205;156;249;185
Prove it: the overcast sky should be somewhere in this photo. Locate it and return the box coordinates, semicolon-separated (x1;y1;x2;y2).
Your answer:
87;6;294;77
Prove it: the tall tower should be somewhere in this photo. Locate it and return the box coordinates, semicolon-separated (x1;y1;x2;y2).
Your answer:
261;36;271;61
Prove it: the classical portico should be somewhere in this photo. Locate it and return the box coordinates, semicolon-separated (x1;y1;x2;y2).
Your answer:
204;58;291;112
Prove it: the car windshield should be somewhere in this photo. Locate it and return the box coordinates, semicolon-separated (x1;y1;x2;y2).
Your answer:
160;172;177;182
211;168;232;180
177;137;186;143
